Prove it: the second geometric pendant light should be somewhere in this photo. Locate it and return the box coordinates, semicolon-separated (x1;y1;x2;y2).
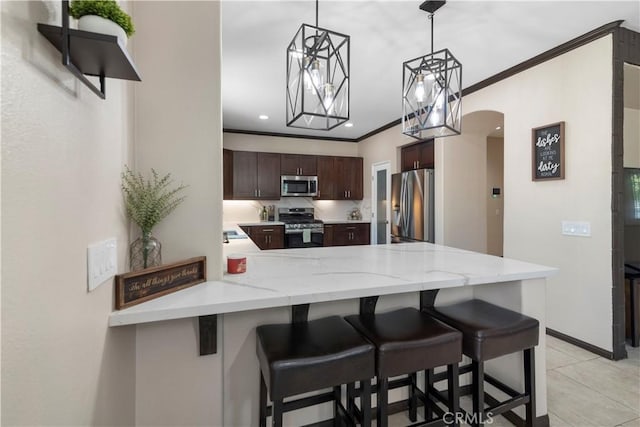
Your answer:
402;0;462;139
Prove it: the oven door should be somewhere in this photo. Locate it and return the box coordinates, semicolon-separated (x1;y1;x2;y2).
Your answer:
284;230;324;248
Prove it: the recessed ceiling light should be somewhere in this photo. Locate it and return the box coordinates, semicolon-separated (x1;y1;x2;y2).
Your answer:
496;126;501;130
259;115;269;120
344;122;354;128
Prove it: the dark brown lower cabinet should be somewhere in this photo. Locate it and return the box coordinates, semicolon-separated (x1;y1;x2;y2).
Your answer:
240;225;284;250
324;223;370;246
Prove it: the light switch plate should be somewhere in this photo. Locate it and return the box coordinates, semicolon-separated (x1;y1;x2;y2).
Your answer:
87;238;117;291
561;221;591;237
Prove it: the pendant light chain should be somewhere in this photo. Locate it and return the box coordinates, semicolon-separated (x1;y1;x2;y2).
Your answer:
316;0;319;28
429;13;434;54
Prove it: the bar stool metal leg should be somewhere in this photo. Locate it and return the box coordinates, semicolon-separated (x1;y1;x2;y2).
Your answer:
377;377;389;427
346;383;355;418
333;385;341;425
260;373;267;427
361;379;372;427
272;399;283;427
524;348;536;427
409;372;418;422
424;368;434;422
448;363;460;427
472;361;485;427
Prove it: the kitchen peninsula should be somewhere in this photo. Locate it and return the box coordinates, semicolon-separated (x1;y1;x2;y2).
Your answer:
110;235;556;425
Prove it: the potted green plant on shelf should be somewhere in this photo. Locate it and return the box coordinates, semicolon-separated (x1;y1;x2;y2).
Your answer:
121;166;187;271
69;0;135;46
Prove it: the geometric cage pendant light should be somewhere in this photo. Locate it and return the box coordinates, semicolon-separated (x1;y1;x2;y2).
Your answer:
402;0;462;139
286;0;350;130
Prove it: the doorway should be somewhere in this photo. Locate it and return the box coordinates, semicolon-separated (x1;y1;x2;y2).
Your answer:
371;161;391;244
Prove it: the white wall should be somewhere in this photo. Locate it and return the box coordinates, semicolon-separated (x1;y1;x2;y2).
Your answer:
440;130;487;253
224;132;358;157
1;1;135;425
487;137;505;256
132;2;223;425
463;36;614;350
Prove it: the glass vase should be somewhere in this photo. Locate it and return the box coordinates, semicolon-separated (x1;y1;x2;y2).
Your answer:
130;232;162;271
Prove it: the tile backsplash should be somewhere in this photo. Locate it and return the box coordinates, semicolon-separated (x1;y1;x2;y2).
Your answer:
223;198;370;223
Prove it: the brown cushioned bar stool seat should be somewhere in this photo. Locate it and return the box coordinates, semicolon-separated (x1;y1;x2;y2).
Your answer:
345;304;463;427
424;299;539;427
256;313;375;427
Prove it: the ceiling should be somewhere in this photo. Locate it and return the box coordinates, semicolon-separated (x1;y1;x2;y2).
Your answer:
221;1;640;141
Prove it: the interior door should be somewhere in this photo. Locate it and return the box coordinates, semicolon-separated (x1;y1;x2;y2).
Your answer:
372;161;391;244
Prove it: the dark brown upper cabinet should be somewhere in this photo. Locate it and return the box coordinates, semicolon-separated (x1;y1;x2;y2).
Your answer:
231;151;280;200
401;139;434;172
224;149;362;201
223;149;233;200
316;156;362;200
335;156;363;200
280;154;317;176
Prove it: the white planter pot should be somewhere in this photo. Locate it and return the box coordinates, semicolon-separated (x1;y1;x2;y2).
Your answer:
78;15;127;47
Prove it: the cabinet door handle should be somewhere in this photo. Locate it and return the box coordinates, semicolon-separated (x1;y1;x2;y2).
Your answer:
417;160;420;168
254;189;257;197
262;229;274;232
268;235;272;244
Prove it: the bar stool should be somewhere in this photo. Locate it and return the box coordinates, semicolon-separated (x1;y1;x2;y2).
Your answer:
424;299;539;427
345;297;463;427
256;305;375;427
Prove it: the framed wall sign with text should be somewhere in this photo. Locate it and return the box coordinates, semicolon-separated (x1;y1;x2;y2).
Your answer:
532;121;565;181
115;256;207;309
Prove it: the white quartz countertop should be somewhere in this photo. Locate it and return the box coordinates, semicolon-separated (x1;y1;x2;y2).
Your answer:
109;241;557;327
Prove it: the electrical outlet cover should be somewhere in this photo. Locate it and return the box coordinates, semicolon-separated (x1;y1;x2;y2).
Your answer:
87;238;117;291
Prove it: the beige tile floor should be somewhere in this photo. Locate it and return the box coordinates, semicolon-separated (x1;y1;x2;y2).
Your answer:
387;335;640;426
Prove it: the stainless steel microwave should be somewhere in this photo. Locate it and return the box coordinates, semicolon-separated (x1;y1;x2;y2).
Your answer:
281;175;318;197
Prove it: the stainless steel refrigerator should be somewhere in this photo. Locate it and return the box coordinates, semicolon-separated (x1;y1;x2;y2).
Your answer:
391;169;434;243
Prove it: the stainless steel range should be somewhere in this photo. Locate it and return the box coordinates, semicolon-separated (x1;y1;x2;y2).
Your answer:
278;207;324;248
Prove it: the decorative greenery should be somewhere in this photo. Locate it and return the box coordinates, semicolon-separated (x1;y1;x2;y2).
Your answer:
69;0;135;37
121;166;187;235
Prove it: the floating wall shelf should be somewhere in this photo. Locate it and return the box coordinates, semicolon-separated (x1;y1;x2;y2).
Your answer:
37;1;141;99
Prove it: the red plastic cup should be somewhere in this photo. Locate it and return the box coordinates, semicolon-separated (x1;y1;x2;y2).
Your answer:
227;255;247;274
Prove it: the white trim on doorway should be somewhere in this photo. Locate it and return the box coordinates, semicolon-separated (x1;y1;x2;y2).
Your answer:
371;161;391;245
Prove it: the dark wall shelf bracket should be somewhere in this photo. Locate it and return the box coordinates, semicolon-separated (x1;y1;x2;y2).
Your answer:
37;0;141;99
199;315;218;356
